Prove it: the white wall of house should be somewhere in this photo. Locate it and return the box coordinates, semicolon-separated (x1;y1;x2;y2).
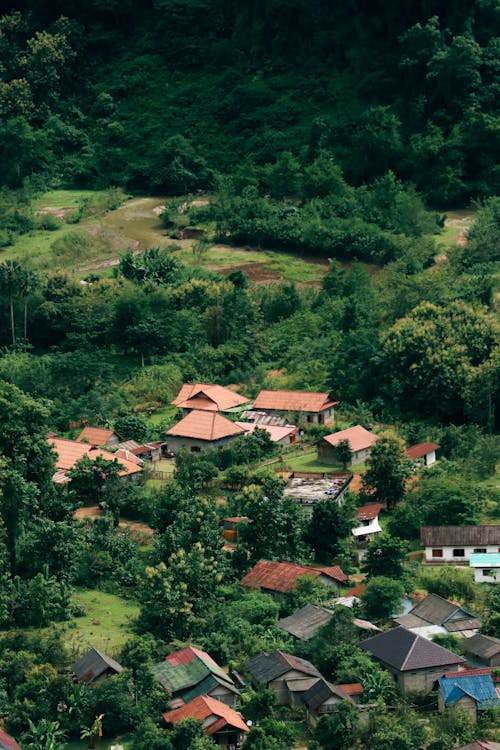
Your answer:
424;450;436;466
166;434;241;455
473;567;500;583
425;545;500;563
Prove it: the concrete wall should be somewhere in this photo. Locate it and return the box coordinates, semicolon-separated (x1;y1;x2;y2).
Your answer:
473;567;500;583
166;434;241;455
425;545;500;563
208;684;238;707
438;691;477;721
318;442;372;465
385;663;464;696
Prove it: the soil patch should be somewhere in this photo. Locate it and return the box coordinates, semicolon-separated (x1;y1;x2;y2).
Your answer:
217;261;282;283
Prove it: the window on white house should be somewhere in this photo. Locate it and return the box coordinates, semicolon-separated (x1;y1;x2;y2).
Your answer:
432;549;443;557
474;548;487;553
453;549;465;557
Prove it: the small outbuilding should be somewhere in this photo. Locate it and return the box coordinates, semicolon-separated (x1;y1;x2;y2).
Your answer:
73;648;123;684
245;650;321;704
406;441;440;466
240;560;348;599
470;553;500;583
438;668;500;721
394;593;481;639
462;634;500;668
251;390;339;425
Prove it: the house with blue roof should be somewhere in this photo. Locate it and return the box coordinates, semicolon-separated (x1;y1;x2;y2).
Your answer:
469;553;500;583
438;668;500;722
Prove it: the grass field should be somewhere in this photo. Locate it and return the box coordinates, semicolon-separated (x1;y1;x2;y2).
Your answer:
284;450;367;473
57;589;139;660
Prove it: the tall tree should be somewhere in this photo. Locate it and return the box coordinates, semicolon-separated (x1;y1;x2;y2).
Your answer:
362;432;412;509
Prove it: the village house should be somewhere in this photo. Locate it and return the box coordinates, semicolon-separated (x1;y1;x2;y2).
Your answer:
301;678;356;726
360;626;465;695
165;410;245;455
406;441;440;466
49;436;143;484
470;552;500;583
318;425;378;465
240;560;348;600
394;593;481;639
235;421;299;446
73;648;123;684
221;516;252;544
163;695;249;747
351;503;384;540
244;650;321;704
152;646;240;708
421;526;500;564
438;669;500;722
114;438;163;462
462;634;500;668
276;604;380;641
251;389;339;425
171;383;250;414
76;426;123;446
452;743;500;750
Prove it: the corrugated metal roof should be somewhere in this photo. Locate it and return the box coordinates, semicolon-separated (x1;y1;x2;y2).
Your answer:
76;426;120;445
0;729;22;750
163;695;249;734
245;651;321;684
235;422;298;442
241;560;347;593
302;678;352;710
406;442;440;458
277;604;334;640
421;526;500;546
439;672;500;710
73;648;123;683
356;503;384;521
153;647;237;697
463;634;500;660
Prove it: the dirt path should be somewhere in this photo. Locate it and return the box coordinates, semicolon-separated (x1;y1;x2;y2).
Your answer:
73;506;154;535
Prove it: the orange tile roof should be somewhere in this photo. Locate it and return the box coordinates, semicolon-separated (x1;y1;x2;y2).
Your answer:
356;503;384;521
323;425;378;452
49;438;142;479
172;383;249;411
406;442;440;459
166;410;245;442
163;695;249;735
76;426;120;445
337;682;363;696
241;560;347;593
253;390;339;413
235;422;298;442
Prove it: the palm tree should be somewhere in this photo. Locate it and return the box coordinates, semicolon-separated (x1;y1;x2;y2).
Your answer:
20;267;38;340
0;260;23;345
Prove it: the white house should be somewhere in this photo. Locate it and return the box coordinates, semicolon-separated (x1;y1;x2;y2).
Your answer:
318;425;378;465
351;503;383;538
421;526;500;563
470;553;500;583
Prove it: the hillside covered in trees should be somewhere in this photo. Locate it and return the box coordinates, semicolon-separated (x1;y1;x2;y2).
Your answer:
0;0;499;204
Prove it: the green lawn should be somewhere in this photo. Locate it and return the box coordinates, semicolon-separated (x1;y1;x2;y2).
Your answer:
57;589;140;659
34;189;111;209
284;450;366;473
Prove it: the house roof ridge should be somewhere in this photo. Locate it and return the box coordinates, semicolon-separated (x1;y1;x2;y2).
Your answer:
400;630;419;670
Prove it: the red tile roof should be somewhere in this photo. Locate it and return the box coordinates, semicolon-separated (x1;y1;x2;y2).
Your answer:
406;442;440;459
166;410;246;441
323;425;378;452
172;383;249;411
76;426;120;445
241;560;347;593
356;503;384;521
163;695;249;735
253;390;339;413
165;646;221;672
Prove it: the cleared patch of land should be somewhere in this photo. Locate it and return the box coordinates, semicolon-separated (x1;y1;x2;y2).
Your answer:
57;588;140;659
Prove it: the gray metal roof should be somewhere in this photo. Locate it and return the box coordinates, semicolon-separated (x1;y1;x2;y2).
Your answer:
302;678;352;711
462;634;500;660
396;594;480;633
360;627;465;671
245;650;321;684
276;604;334;640
73;648;123;683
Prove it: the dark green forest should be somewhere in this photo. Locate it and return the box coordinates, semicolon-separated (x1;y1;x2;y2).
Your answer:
0;0;499;204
